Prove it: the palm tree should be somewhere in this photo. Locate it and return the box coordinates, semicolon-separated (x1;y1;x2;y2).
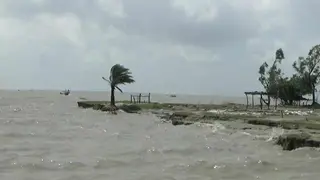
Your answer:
102;64;135;107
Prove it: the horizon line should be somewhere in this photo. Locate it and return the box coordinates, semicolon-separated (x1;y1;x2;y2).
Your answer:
0;88;247;97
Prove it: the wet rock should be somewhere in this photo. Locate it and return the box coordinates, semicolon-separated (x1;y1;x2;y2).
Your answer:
77;101;95;108
168;111;194;126
171;120;192;126
100;105;117;112
276;132;320;151
170;111;194;119
246;119;320;130
93;104;105;110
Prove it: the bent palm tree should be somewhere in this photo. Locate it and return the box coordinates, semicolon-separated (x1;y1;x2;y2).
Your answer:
102;64;135;107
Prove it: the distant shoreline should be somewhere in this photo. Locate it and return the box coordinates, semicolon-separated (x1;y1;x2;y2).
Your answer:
0;89;247;98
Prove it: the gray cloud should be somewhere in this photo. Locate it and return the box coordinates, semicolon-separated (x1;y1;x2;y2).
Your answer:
0;0;319;95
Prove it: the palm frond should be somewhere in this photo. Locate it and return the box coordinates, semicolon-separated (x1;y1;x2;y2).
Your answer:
109;64;135;86
102;76;111;84
115;85;123;93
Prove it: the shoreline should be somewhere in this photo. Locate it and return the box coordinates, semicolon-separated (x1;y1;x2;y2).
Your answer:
77;100;320;151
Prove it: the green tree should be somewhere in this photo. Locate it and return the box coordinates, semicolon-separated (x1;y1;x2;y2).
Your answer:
277;75;306;105
293;44;320;105
102;64;135;106
258;48;285;102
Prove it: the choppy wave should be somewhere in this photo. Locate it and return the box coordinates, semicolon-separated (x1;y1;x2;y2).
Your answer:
0;91;319;179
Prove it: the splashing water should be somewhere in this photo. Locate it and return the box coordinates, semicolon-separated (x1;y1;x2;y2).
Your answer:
266;128;284;142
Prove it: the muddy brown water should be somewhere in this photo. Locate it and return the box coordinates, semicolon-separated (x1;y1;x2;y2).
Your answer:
0;90;319;180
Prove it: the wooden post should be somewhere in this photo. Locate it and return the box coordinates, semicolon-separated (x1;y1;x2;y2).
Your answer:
245;93;249;110
130;95;132;103
148;93;151;103
138;93;141;104
251;94;254;108
260;93;263;110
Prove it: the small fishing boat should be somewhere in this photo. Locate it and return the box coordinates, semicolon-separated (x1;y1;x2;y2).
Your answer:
170;94;177;97
60;89;70;96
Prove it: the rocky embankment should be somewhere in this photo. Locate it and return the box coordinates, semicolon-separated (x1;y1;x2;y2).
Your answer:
77;101;143;113
77;101;320;151
162;111;320;151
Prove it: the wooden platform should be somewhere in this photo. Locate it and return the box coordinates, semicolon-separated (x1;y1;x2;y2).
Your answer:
244;91;273;110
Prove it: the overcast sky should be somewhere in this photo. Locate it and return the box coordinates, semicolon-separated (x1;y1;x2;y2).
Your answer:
0;0;319;96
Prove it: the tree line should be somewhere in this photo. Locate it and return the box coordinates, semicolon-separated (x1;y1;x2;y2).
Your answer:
258;44;320;106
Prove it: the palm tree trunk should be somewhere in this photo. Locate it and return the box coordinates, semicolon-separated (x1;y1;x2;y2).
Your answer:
110;85;115;106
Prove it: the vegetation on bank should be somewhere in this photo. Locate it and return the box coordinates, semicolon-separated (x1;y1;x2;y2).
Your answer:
259;44;320;106
77;100;247;112
77;101;173;113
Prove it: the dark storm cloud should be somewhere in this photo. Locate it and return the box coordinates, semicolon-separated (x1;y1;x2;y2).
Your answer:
0;0;319;95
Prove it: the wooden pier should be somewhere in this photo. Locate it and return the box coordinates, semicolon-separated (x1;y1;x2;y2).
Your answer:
130;93;151;104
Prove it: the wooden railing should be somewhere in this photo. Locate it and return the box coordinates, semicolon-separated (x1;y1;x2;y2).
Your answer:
130;93;151;104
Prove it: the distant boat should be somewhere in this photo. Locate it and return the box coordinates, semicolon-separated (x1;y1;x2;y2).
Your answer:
60;89;70;96
170;94;177;97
